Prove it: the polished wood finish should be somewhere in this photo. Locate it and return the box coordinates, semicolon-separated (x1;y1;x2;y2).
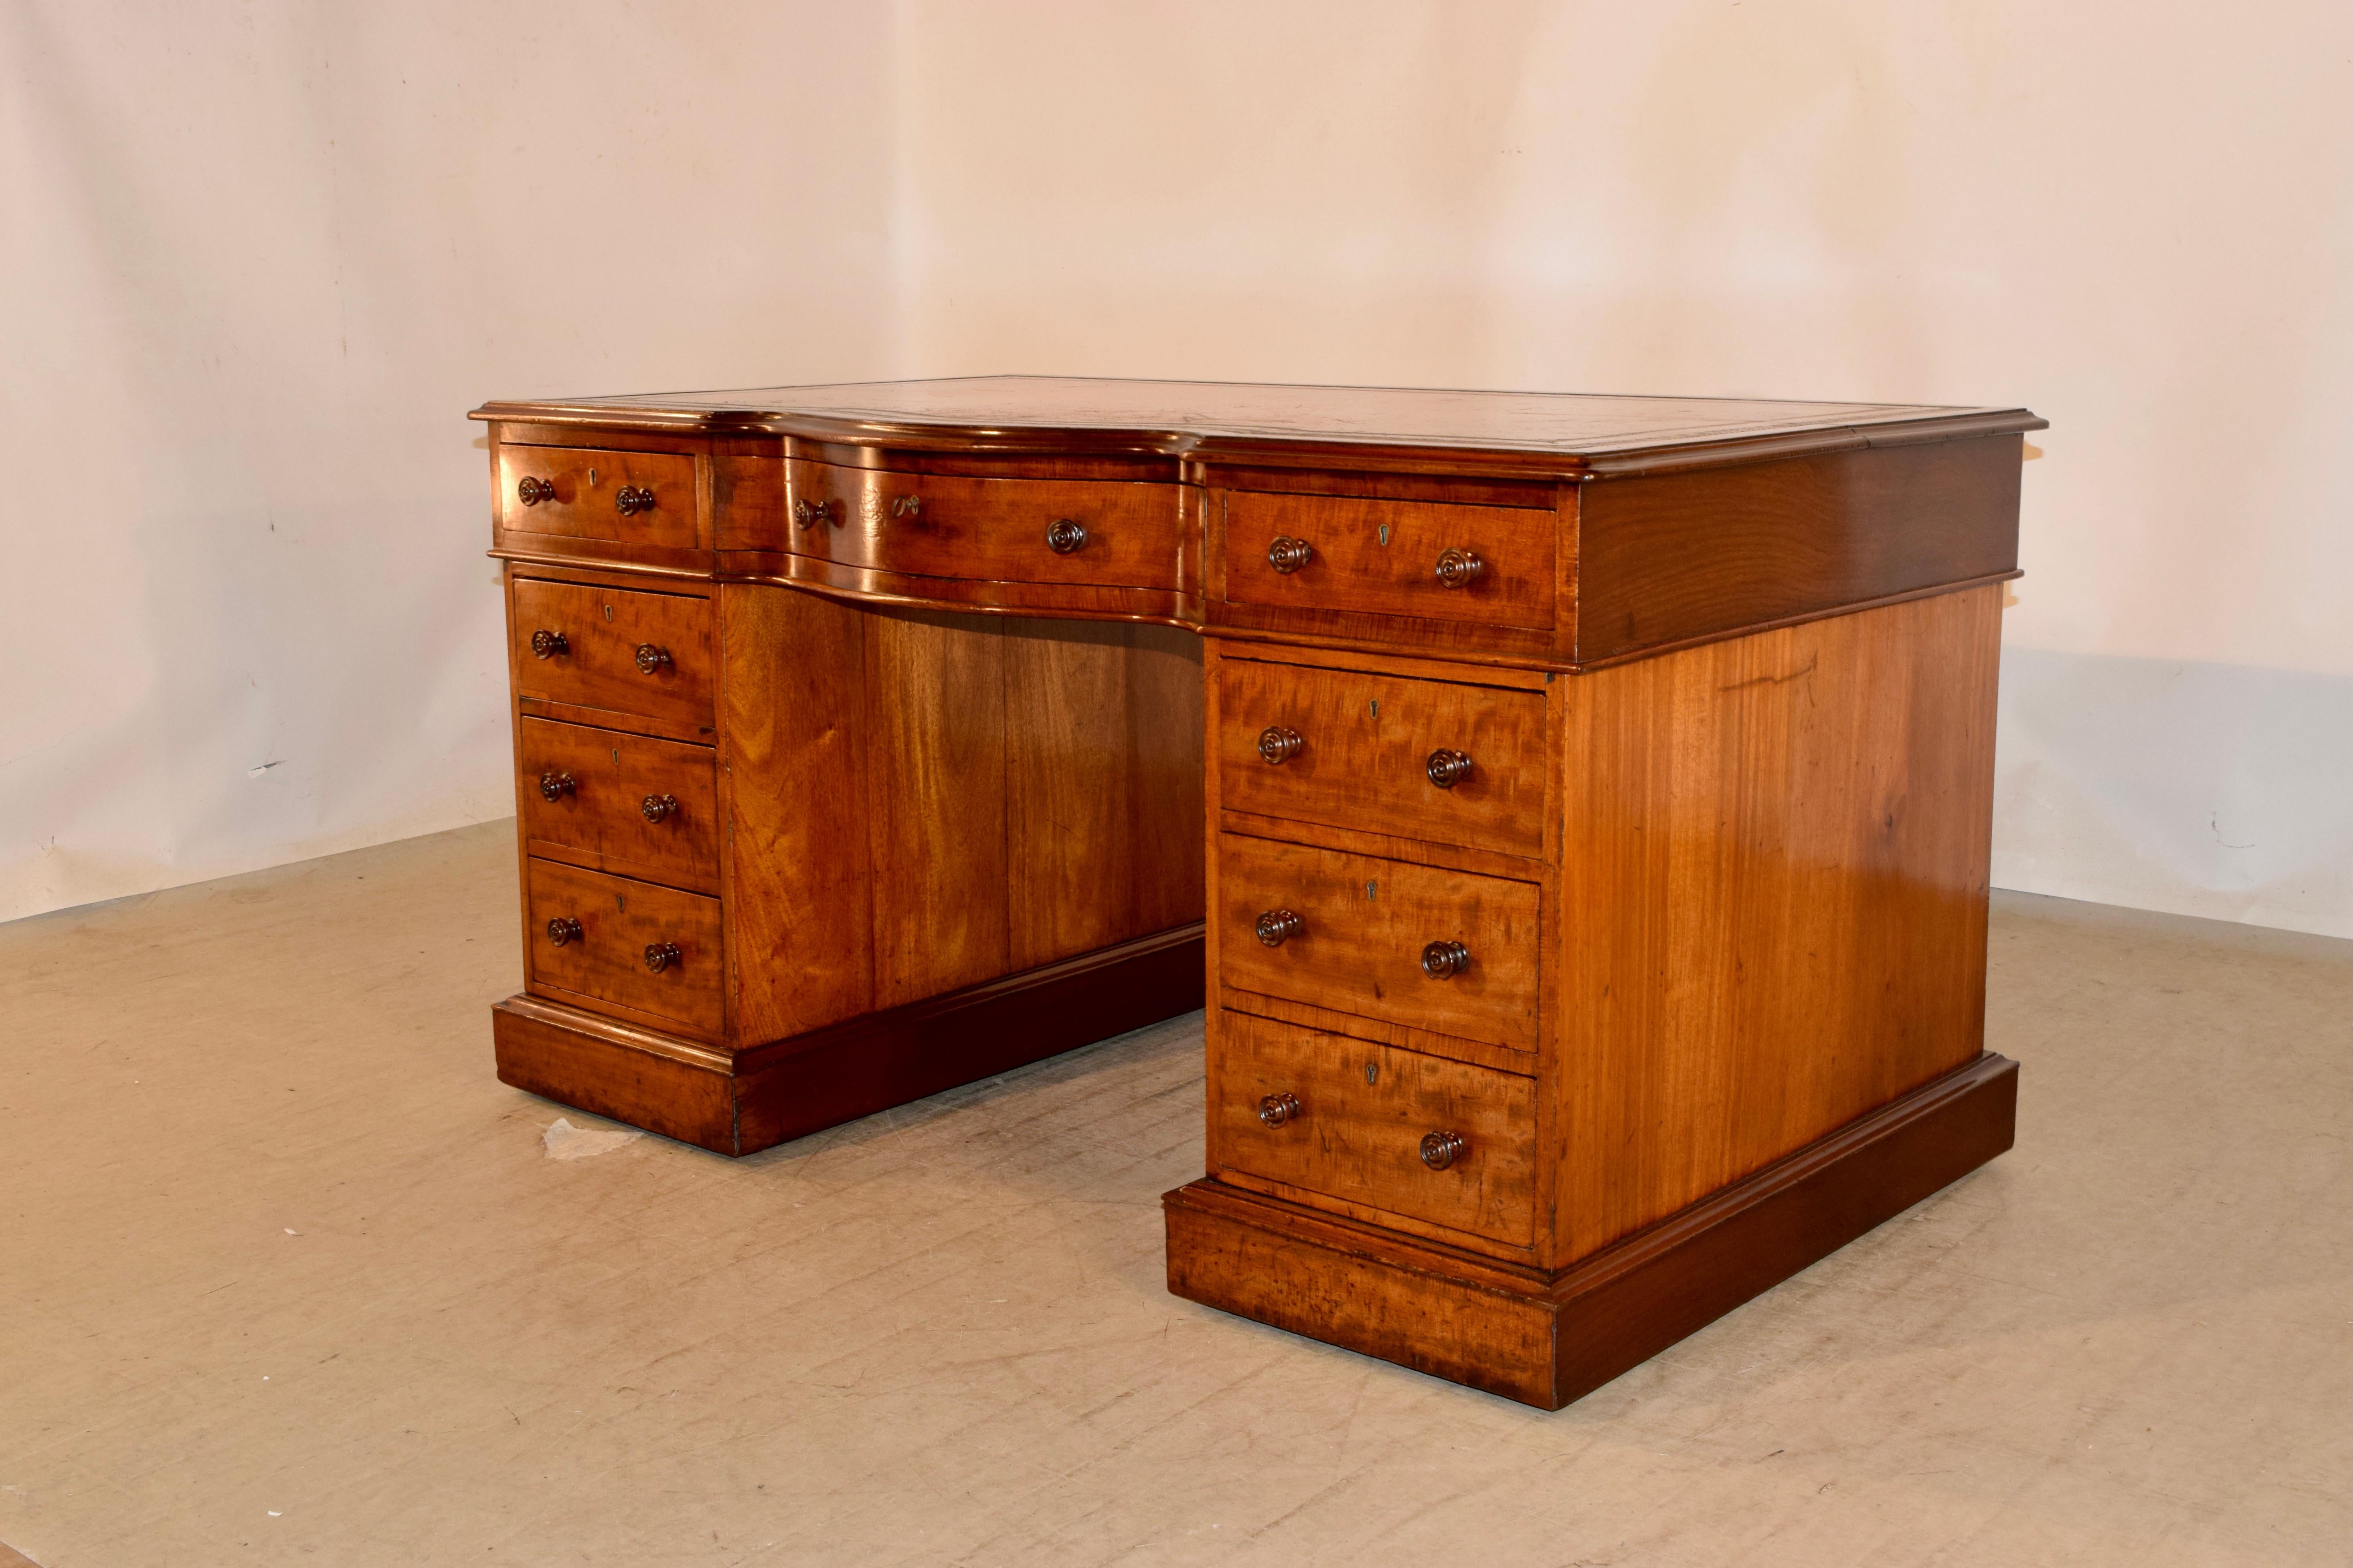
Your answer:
472;376;2036;1407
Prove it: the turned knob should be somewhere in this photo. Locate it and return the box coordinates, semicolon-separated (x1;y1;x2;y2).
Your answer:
1421;939;1471;980
615;485;656;516
1434;547;1484;588
792;497;835;530
1254;909;1304;947
537;770;576;803
1420;1130;1467;1170
641;793;679;824
1257;725;1304;765
634;644;673;675
643;941;682;973
890;495;924;519
1426;748;1473;789
530;629;569;659
516;476;558;507
1257;1092;1302;1128
545;916;582;946
1266;536;1314;574
1044;518;1088;555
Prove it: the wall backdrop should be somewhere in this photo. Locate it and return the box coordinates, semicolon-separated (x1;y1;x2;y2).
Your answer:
6;1;2349;936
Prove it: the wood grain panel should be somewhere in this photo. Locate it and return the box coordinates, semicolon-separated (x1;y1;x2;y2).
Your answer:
719;582;875;1046
1575;436;2022;661
497;444;699;549
1211;1012;1536;1247
1551;585;2003;1265
1220;490;1556;628
510;576;714;728
517;718;717;893
1004;619;1205;969
1218;834;1541;1051
524;860;723;1037
1216;657;1547;858
865;607;1011;1007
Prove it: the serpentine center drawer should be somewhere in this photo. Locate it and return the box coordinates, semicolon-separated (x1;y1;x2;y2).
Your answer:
510;577;714;729
517;717;718;893
1218;834;1540;1052
1221;489;1555;629
498;445;698;549
1219;657;1546;858
1213;1012;1536;1246
784;459;1182;589
525;859;722;1037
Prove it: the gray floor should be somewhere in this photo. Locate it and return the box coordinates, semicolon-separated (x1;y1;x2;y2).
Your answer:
1;821;2345;1566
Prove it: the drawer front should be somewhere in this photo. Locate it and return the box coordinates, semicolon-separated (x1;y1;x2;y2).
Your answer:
1218;835;1540;1050
498;446;698;549
510;578;714;727
1222;490;1555;629
785;460;1182;589
1218;659;1546;858
517;718;718;892
1213;1012;1535;1245
525;859;722;1036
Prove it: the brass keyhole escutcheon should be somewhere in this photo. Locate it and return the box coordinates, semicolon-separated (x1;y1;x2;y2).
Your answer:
1364;1060;1378;1086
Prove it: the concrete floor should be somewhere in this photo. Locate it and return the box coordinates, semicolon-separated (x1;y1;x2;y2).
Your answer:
1;822;2345;1568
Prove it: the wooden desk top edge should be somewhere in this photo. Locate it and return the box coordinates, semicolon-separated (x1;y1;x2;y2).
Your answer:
472;375;2045;479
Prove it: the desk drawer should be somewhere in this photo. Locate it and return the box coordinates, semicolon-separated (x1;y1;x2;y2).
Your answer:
1212;1012;1535;1246
525;859;722;1037
1218;835;1539;1051
510;578;714;729
1221;490;1554;630
498;445;698;549
1218;658;1546;858
517;718;718;893
785;460;1182;589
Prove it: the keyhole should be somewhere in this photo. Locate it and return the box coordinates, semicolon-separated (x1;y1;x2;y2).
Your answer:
1369;699;1380;719
615;893;627;912
1377;524;1390;546
588;468;599;486
611;749;620;764
604;604;615;622
1366;881;1378;900
1365;1060;1379;1085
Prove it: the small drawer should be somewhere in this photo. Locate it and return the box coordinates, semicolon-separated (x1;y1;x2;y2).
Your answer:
1221;489;1555;629
784;460;1182;589
1212;1012;1535;1245
525;859;722;1037
1219;835;1539;1051
518;718;718;893
498;445;699;549
1219;658;1546;858
510;578;714;729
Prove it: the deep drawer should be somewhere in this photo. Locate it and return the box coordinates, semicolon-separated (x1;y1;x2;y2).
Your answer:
1218;835;1540;1052
510;577;714;730
517;717;718;893
498;445;698;550
1212;1012;1536;1245
1220;489;1555;630
783;460;1183;589
524;859;723;1037
1218;657;1547;858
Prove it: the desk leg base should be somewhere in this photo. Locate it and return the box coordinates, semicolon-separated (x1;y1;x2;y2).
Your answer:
1163;1051;2017;1409
493;923;1206;1156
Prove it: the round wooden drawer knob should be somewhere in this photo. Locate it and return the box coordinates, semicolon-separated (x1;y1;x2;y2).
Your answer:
538;770;577;802
1258;725;1304;765
1421;939;1471;979
1044;518;1088;554
1419;1130;1467;1170
1257;1092;1302;1128
1434;547;1484;588
545;916;583;946
516;476;558;506
1266;536;1314;574
792;498;836;529
530;629;569;659
641;793;679;824
615;485;657;516
1254;908;1304;947
634;644;673;675
643;941;682;973
1426;748;1473;788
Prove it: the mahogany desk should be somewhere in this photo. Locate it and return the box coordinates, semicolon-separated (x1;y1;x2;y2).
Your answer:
471;377;2043;1408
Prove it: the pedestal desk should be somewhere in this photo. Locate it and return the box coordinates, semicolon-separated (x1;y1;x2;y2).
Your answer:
472;377;2042;1408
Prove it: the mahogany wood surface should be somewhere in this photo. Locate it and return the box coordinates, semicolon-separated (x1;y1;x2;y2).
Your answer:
1218;489;1558;631
509;576;715;729
524;859;724;1039
516;718;718;894
497;444;700;551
